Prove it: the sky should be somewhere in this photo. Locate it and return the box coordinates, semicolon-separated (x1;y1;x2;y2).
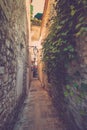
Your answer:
32;0;45;17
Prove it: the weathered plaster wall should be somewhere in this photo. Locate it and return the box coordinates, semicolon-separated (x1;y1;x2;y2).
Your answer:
0;0;29;129
31;25;41;41
41;0;56;39
38;0;56;87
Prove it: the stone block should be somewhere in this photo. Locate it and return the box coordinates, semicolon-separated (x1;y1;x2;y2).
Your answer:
3;56;6;62
0;107;4;115
4;73;8;82
0;90;4;98
85;37;87;42
7;50;10;56
0;79;2;85
0;67;5;74
8;76;12;83
6;40;10;48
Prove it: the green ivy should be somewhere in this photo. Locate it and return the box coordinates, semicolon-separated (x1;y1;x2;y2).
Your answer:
73;82;79;89
42;0;87;97
64;91;69;97
66;85;71;90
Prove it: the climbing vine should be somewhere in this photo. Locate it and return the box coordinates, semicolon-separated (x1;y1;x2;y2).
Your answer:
42;2;87;128
42;1;87;129
43;0;87;87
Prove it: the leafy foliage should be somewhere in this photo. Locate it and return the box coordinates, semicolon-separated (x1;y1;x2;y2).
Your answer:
42;1;87;128
30;4;33;19
42;0;87;92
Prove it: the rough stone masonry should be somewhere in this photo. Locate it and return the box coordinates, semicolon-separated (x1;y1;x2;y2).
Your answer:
0;1;29;130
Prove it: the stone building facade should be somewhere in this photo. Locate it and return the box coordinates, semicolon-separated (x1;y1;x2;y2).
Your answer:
0;0;30;129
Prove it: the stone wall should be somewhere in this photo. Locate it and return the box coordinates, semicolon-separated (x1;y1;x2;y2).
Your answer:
0;0;29;129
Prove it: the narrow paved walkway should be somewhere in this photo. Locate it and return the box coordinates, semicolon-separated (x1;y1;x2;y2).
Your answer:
13;79;65;130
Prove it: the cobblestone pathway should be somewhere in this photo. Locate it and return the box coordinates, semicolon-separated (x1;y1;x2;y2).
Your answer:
13;79;65;130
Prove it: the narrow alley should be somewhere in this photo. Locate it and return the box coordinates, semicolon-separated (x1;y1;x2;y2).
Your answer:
13;79;65;130
0;0;87;130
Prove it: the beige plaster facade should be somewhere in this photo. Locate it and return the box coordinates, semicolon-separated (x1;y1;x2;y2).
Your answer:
38;0;56;88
